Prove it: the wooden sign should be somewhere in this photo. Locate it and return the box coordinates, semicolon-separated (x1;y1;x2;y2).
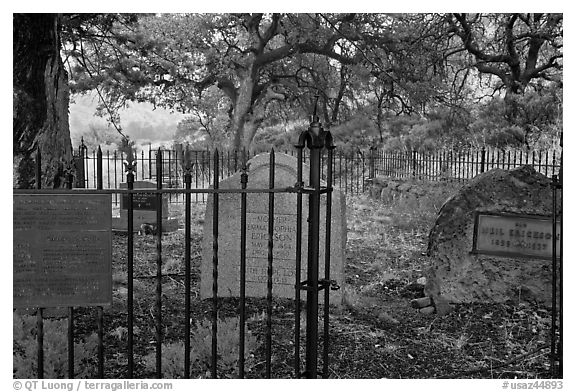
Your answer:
472;212;561;259
13;194;112;308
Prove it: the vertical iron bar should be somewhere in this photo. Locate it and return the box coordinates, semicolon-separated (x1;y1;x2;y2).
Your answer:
96;161;104;378
155;149;163;378
481;147;486;173
558;167;563;378
127;166;134;378
238;152;248;379
93;149;97;188
37;308;43;379
294;145;304;378
195;152;199;203
68;307;74;378
36;153;43;379
97;306;104;377
97;147;103;190
266;150;275;378
148;145;152;180
551;174;558;377
121;152;125;182
113;151;118;203
106;150;110;191
211;149;220;379
184;163;192;378
323;145;334;378
306;138;321;379
168;150;172;203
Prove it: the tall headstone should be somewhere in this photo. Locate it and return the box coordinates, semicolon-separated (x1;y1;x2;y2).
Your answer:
201;152;346;303
425;165;561;307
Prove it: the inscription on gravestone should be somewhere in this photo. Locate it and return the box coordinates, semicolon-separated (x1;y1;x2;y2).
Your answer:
13;194;112;308
201;152;346;302
113;180;179;232
473;213;561;259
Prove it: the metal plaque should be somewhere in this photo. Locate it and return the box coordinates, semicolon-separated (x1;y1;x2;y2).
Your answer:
121;192;159;211
472;212;561;260
13;194;112;308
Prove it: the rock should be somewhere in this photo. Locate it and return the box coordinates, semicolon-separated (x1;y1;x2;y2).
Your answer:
411;297;432;309
419;306;435;315
426;165;561;307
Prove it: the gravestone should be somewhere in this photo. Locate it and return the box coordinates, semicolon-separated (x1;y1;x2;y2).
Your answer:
13;193;112;308
112;180;178;232
425;165;561;307
201;152;346;303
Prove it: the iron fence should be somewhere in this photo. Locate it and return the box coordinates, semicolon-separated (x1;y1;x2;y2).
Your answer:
14;139;563;379
75;144;562;205
14;120;338;379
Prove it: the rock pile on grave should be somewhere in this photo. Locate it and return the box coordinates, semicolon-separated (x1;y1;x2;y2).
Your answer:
415;165;560;314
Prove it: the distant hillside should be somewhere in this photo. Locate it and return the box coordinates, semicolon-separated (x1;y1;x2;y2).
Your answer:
69;92;186;150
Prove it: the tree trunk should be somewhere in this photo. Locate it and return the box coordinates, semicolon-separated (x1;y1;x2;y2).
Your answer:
230;64;257;150
13;13;72;189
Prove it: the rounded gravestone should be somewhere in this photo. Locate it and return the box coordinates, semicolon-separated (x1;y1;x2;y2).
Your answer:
425;165;561;307
201;152;347;304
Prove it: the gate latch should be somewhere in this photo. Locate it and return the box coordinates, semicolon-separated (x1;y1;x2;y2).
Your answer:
320;279;340;291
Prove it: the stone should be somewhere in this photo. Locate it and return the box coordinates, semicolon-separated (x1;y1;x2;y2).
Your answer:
419;306;435;315
201;152;346;304
425;165;561;307
112;180;178;232
411;297;432;309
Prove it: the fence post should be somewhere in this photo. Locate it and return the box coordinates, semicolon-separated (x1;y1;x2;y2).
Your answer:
124;147;136;378
95;148;104;378
34;148;44;379
155;148;163;378
75;138;86;188
551;174;563;378
297;105;334;379
97;147;103;190
183;148;193;379
480;147;486;173
412;150;417;178
369;146;376;179
306;117;321;379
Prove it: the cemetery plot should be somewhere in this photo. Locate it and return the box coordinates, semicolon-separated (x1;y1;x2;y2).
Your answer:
13;194;112;308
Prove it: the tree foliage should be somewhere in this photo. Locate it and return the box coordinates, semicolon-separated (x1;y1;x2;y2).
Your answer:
60;13;562;153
